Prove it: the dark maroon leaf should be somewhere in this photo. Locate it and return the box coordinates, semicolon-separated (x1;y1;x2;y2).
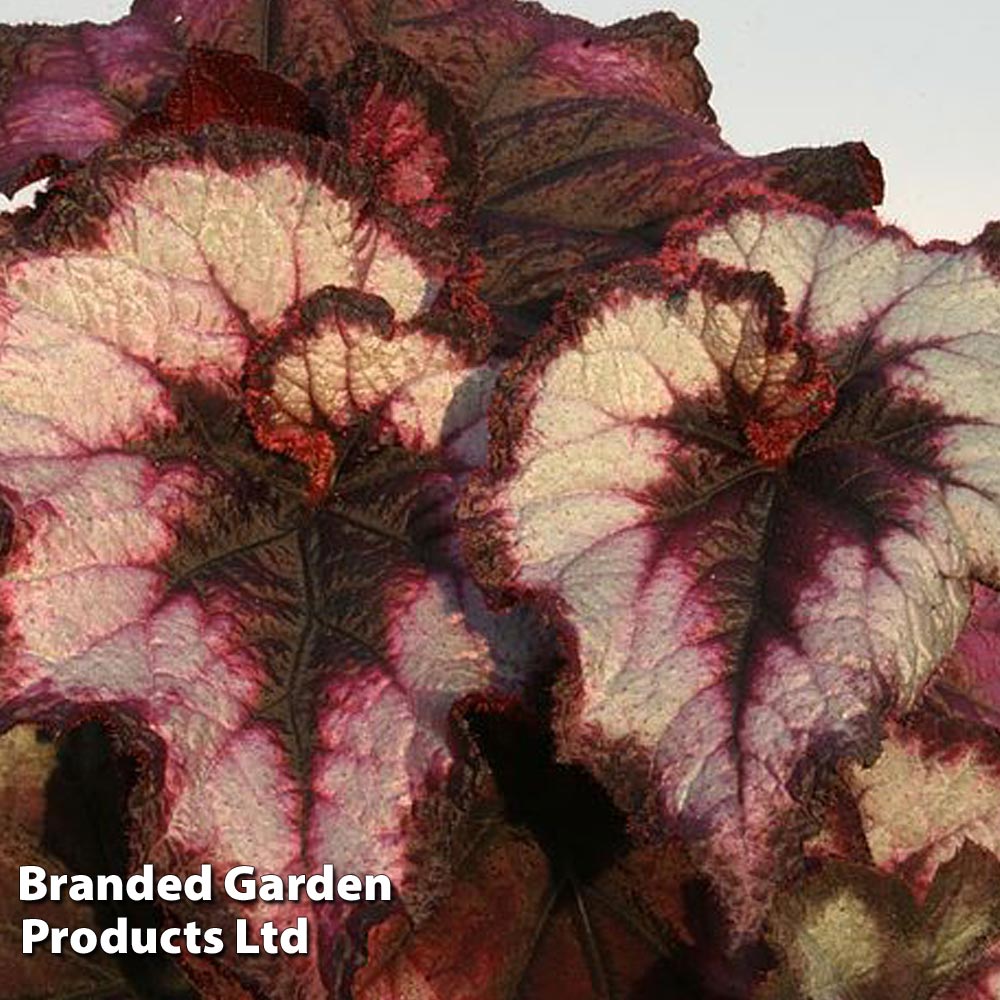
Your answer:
352;706;705;1000
131;0;355;86
124;47;314;138
0;727;144;998
0;831;143;998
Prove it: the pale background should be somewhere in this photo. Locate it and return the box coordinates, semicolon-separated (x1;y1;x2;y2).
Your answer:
1;0;997;242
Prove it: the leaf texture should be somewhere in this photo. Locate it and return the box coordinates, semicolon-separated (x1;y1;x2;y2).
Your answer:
0;128;544;997
462;197;1000;933
1;2;883;323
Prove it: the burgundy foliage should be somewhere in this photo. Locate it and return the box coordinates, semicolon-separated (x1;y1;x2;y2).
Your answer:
123;47;315;138
0;1;998;999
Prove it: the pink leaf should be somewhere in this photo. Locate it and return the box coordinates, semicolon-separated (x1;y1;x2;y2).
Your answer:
0;15;183;192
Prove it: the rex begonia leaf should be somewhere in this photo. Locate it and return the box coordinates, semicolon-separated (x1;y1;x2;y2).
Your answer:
0;725;54;839
0;12;184;193
356;825;700;1000
798;709;1000;998
124;41;473;230
689;198;1000;584
938;942;1000;1000
840;711;1000;897
930;581;1000;732
352;3;882;313
461;196;1000;933
757;841;1000;1000
2;2;884;322
350;705;747;1000
0;724;198;998
0;126;545;998
136;0;712;120
802;697;1000;994
324;43;479;229
123;46;315;139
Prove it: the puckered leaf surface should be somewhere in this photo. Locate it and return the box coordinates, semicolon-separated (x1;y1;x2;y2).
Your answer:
757;842;1000;1000
690;199;1000;585
0;127;545;998
2;1;883;324
352;3;882;313
462;196;1000;932
324;43;479;229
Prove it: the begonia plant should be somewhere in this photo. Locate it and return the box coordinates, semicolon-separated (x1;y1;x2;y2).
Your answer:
0;1;997;998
